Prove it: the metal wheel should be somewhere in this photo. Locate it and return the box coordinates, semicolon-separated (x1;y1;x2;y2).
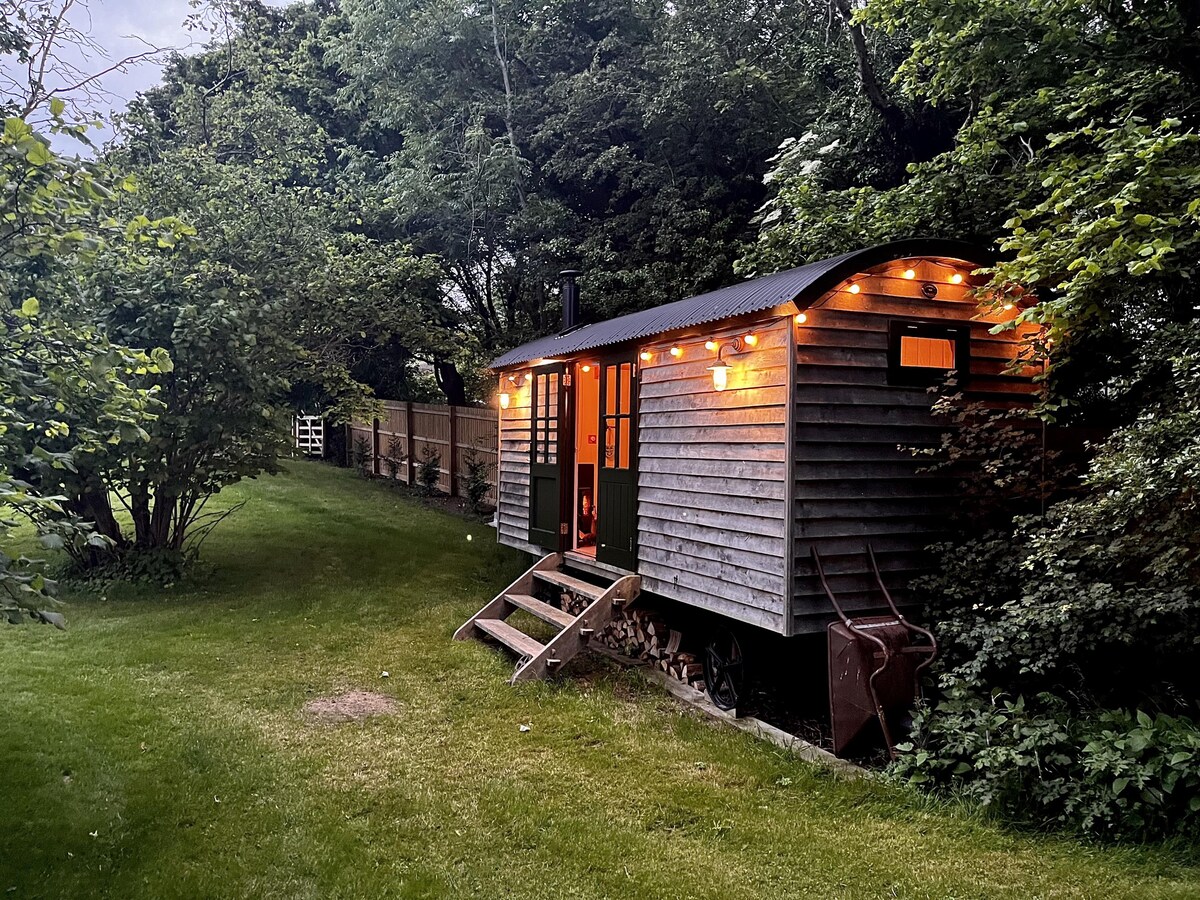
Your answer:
703;628;744;711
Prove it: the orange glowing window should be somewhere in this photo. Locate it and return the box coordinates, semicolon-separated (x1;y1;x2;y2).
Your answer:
899;335;955;369
888;320;970;386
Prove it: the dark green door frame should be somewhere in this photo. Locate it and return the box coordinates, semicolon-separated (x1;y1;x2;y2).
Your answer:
596;355;638;571
528;363;572;551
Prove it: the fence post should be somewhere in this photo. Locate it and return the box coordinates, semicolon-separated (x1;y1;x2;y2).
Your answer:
371;417;380;476
405;401;416;485
448;405;459;498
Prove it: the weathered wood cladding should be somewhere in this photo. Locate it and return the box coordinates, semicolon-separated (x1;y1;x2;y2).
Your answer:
637;317;792;632
496;376;542;556
791;257;1040;629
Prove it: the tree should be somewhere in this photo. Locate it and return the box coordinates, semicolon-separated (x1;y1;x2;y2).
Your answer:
0;113;171;620
0;0;171;123
332;0;845;360
746;0;1200;426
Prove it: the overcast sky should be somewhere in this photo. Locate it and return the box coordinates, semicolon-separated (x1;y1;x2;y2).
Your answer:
2;0;291;150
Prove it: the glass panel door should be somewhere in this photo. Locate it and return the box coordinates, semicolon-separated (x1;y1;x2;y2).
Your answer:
528;364;567;550
596;357;637;570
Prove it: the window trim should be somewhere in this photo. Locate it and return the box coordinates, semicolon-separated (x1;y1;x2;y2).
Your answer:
887;319;972;387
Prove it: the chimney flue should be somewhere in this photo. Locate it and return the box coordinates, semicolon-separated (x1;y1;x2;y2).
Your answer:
560;269;581;331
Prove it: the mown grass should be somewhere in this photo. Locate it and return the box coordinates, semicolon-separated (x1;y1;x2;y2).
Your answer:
1;460;1198;899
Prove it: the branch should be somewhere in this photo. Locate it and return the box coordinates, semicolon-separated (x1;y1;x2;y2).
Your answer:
830;0;908;135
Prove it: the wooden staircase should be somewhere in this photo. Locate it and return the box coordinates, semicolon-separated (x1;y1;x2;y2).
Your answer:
454;553;641;682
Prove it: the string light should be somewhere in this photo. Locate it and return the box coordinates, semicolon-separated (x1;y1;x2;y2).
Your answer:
950;273;964;285
705;340;718;351
903;268;916;280
847;283;861;294
640;350;652;362
581;364;591;373
743;333;759;347
795;313;808;325
670;346;683;358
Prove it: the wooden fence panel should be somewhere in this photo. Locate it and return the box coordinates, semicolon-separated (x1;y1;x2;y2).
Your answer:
345;402;497;505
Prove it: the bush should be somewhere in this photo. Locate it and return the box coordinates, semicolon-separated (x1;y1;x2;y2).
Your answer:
352;435;372;477
462;444;492;513
416;446;441;496
382;434;405;480
900;325;1200;840
894;690;1200;840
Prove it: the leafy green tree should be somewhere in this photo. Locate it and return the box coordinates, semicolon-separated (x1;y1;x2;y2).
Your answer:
747;0;1200;427
333;0;844;358
0;113;171;619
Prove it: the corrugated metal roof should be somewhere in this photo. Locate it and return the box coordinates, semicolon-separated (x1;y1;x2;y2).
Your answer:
488;238;985;369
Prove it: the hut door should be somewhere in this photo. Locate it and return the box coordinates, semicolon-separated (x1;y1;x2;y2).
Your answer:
528;364;569;551
596;356;638;570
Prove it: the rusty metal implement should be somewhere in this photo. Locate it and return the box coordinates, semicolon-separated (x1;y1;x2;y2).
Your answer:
812;545;937;758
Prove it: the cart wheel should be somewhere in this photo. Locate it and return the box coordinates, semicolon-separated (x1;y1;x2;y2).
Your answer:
703;628;744;711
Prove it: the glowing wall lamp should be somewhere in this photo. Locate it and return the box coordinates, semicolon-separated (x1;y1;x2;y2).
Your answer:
707;347;732;392
706;337;743;392
499;391;511;409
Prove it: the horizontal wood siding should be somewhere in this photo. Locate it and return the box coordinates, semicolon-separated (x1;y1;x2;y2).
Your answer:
497;377;541;556
638;318;791;632
792;257;1040;631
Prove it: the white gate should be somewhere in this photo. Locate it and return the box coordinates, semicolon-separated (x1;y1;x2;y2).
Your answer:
293;414;324;457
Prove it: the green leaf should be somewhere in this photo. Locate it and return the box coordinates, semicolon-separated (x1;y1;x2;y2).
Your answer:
49;97;66;117
24;140;51;166
20;297;40;317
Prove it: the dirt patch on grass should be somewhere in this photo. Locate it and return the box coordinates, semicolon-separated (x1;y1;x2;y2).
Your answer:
303;690;399;723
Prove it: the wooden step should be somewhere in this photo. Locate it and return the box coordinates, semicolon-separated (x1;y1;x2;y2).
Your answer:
506;593;574;629
474;618;545;659
533;569;608;602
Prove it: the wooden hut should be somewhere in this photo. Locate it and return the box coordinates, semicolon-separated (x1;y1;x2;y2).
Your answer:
457;239;1039;701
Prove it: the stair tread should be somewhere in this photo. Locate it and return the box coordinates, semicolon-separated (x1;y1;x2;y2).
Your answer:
533;569;607;601
506;593;575;629
475;618;545;659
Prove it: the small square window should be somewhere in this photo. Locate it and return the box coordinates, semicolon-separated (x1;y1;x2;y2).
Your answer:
888;320;970;386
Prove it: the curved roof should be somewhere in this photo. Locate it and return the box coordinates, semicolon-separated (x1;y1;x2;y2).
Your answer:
488;238;988;369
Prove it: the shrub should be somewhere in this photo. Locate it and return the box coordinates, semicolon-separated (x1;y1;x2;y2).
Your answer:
416;446;441;496
900;325;1200;840
352;435;372;477
894;690;1200;840
382;434;405;481
462;444;492;514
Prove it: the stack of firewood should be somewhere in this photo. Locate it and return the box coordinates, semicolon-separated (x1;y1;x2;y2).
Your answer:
556;591;705;688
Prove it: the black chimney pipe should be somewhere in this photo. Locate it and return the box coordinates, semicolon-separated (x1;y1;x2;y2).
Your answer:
560;269;581;331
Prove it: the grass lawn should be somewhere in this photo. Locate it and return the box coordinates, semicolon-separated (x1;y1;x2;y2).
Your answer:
1;460;1198;899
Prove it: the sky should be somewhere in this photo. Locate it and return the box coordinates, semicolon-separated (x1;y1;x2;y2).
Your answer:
2;0;290;150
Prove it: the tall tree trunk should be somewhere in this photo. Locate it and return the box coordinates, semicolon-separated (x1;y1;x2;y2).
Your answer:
434;358;468;406
491;0;527;207
831;0;909;136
